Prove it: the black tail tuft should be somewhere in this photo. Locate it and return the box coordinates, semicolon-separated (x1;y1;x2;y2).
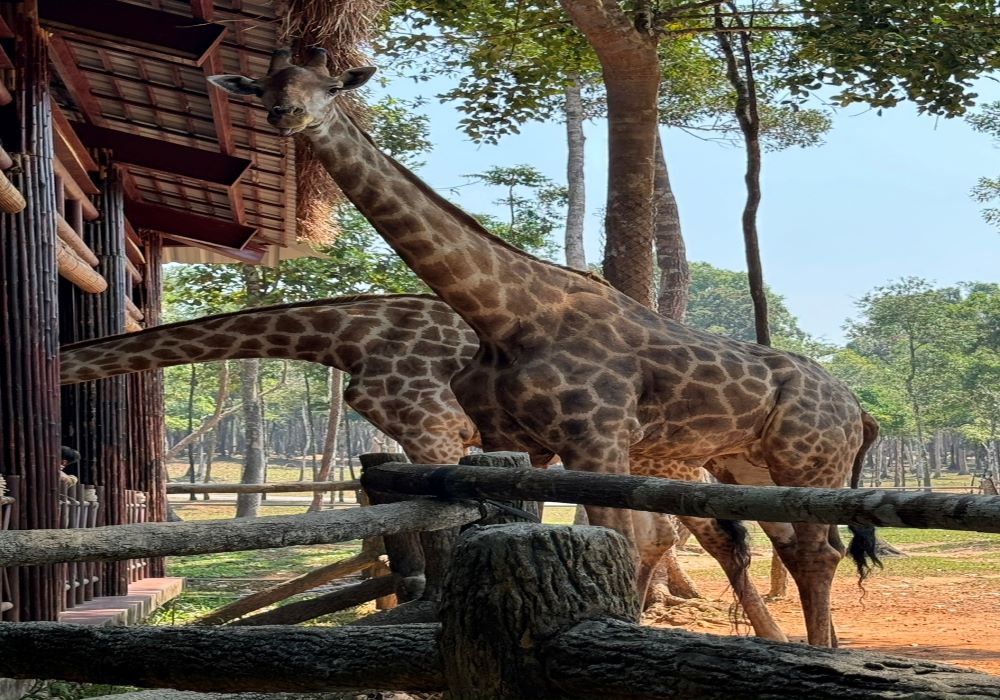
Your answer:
847;523;883;581
717;518;751;572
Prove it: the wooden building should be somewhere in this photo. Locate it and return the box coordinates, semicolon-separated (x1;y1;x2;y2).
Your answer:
0;0;316;625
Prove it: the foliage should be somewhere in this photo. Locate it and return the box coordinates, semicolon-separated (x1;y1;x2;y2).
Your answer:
684;261;826;354
780;1;1000;117
837;279;1000;447
463;165;566;261
967;101;1000;230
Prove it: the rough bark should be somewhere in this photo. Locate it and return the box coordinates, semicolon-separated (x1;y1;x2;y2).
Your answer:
560;0;660;307
542;619;1000;699
361;462;1000;533
653;134;689;322
456;452;540;523
0;622;444;693
439;524;638;699
563;77;587;271
350;599;439;627
231;575;396;626
195;550;379;625
90;692;425;700
0;499;496;567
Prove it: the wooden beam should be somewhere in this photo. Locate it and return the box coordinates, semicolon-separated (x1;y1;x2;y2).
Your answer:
52;103;99;172
126;200;256;249
160;234;265;265
72;123;250;186
53;159;100;220
123;221;146;265
39;0;227;66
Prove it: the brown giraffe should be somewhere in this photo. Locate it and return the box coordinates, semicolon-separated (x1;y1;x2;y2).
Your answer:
209;50;880;646
60;299;846;567
61;293;696;601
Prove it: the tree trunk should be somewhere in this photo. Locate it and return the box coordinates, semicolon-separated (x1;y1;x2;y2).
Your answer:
0;623;444;693
187;364;198;501
560;0;660;308
543;618;1000;699
653;133;689;322
439;524;639;698
237;358;265;518
563;76;587;271
310;368;344;512
715;9;769;347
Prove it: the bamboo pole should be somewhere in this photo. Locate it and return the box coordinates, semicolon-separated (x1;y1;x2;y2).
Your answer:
56;212;99;265
56;239;107;293
0;145;13;170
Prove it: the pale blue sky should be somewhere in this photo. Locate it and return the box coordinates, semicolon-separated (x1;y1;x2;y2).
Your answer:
369;75;999;345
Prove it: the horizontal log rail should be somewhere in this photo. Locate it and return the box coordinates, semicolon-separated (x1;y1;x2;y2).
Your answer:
0;499;496;567
166;479;359;495
0;622;444;693
5;525;1000;698
361;462;1000;533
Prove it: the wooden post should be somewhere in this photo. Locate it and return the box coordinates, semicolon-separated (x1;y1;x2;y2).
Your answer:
439;523;638;699
457;452;540;524
359;453;425;604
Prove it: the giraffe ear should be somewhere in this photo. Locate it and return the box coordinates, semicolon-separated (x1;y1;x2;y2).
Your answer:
332;66;377;91
207;75;261;97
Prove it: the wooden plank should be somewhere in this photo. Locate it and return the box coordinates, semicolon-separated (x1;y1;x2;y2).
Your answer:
73;123;250;186
123;221;146;265
39;0;227;66
125;199;256;249
46;34;106;126
160;233;265;264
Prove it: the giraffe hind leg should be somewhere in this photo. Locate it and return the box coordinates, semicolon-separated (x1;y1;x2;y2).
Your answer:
679;515;788;643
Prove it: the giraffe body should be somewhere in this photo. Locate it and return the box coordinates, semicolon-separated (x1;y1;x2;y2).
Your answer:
208;52;879;646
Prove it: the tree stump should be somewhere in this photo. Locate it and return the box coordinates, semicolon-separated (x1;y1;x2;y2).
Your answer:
438;523;637;699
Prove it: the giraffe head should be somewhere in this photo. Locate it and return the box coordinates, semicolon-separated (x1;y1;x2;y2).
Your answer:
208;48;376;136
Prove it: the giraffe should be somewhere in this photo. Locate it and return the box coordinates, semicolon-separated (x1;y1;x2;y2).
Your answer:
60;294;480;465
208;49;880;646
61;293;697;603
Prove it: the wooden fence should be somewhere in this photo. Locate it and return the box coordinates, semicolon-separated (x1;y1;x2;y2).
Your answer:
1;453;999;698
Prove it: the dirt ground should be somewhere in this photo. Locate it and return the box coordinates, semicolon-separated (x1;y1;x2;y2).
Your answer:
643;550;1000;675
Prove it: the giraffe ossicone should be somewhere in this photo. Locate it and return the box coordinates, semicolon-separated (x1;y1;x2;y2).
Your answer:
208;49;881;647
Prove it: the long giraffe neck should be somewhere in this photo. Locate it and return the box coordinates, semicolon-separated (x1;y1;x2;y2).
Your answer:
303;111;607;343
60;295;475;385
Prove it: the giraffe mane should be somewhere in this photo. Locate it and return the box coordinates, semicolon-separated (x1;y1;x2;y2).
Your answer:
344;111;613;290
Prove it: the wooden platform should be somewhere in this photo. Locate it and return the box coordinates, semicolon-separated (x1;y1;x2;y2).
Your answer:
58;577;184;626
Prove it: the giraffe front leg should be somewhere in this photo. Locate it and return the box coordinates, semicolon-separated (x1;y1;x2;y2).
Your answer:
679;515;788;643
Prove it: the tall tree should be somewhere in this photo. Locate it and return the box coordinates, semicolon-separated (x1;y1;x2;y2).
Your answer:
967;101;1000;231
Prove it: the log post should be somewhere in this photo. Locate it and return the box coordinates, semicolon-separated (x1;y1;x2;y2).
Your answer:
439;523;638;699
359;453;424;604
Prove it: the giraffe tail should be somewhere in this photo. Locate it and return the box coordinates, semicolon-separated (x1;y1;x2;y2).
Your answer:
847;410;882;580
